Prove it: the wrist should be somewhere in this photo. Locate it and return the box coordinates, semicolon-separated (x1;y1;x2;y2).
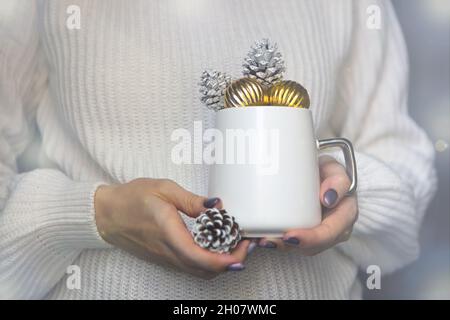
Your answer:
94;184;117;242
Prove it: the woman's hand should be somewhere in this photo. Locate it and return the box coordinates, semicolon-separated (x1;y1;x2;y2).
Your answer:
258;156;358;254
94;178;251;279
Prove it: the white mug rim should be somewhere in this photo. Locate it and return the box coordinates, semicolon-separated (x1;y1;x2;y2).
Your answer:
217;106;311;113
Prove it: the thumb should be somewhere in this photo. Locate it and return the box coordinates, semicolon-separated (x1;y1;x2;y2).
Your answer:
319;156;351;208
156;180;219;217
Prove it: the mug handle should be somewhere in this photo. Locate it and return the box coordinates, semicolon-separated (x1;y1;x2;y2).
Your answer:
317;138;357;195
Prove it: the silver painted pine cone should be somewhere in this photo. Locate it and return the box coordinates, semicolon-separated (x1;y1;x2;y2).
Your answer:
242;38;286;86
199;70;232;111
192;208;241;253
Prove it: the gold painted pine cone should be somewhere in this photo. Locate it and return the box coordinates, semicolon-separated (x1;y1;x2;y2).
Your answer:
268;80;310;108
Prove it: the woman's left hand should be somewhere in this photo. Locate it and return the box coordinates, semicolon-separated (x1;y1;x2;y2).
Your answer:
258;156;358;254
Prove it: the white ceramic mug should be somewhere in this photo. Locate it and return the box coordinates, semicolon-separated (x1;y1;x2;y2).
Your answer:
208;107;357;238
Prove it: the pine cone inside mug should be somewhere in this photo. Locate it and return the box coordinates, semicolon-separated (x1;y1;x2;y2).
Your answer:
242;38;285;86
192;208;241;253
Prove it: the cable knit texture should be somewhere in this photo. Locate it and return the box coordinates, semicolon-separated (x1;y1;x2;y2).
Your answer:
0;0;436;299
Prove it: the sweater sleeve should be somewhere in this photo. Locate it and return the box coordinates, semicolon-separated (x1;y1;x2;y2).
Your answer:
0;1;110;299
327;0;437;274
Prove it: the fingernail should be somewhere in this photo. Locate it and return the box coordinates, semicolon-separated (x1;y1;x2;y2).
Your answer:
227;263;245;271
260;241;277;249
247;242;257;254
203;197;220;208
283;237;300;246
324;189;338;207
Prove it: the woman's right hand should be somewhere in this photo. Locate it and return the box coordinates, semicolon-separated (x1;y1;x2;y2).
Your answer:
94;178;251;279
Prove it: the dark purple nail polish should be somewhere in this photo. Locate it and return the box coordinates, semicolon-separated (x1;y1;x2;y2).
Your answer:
204;197;220;208
284;237;300;245
261;241;277;249
247;242;257;254
324;189;338;207
227;263;245;271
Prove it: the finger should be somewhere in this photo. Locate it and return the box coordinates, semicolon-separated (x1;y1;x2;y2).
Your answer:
258;238;292;251
188;240;251;273
319;157;351;208
229;239;252;260
153;179;212;217
258;238;278;249
337;226;353;243
283;196;357;251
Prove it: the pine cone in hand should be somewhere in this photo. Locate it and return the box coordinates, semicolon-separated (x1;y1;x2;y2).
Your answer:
199;70;232;111
192;208;241;253
242;38;285;86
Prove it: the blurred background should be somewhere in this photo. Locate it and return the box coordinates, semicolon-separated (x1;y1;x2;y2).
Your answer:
363;0;450;299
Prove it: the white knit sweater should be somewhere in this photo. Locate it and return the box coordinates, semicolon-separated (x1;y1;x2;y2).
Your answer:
0;0;436;299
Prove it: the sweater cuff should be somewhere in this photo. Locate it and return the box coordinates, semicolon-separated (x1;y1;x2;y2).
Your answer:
7;169;112;254
38;180;113;251
319;150;420;274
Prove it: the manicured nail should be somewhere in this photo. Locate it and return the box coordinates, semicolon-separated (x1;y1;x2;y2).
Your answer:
227;263;245;271
247;242;257;254
323;189;338;207
203;197;220;208
260;241;277;249
283;237;300;246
